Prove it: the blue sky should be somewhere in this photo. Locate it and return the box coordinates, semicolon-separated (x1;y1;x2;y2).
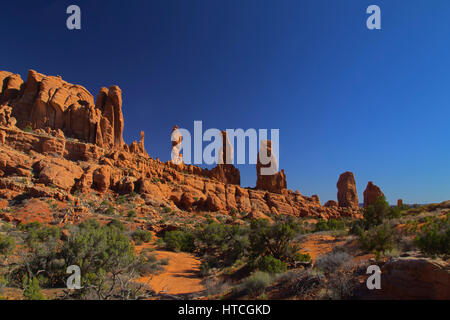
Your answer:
1;0;449;204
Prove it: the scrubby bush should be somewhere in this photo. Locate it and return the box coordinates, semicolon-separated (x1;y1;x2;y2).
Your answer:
314;219;346;232
315;251;352;274
0;234;15;257
132;230;152;245
61;220;135;284
195;221;249;268
18;222;60;247
107;219;126;232
241;271;272;296
163;230;195;252
363;196;400;228
358;223;395;254
415;216;449;255
293;252;311;263
258;255;287;274
279;270;323;298
23;277;45;300
249;217;302;266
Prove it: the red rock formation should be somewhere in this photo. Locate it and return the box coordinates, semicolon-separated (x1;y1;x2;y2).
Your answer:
324;200;338;208
337;171;359;208
0;70;124;150
379;256;450;299
363;181;384;207
0;69;362;222
129;131;147;155
397;199;403;207
256;140;286;194
0;71;23;104
171;125;183;165
208;131;240;185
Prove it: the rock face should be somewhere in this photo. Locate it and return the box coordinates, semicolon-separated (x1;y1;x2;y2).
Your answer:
397;199;403;207
363;181;384;207
0;70;124;150
256;140;287;194
337;172;359;208
378;256;450;300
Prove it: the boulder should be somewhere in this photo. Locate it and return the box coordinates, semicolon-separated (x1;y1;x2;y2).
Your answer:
34;158;83;191
379;256;450;299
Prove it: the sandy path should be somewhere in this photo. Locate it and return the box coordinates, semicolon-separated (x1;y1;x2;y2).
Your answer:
136;250;205;295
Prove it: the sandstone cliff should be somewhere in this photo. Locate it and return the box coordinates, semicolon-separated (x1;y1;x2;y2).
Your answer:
0;69;361;222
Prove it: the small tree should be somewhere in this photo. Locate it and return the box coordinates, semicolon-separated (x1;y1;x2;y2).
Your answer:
23;277;46;300
249;217;301;266
258;255;287;274
364;196;391;227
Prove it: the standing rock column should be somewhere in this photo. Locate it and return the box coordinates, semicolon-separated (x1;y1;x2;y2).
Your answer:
208;131;241;185
363;181;384;207
337;171;359;208
171;125;183;165
256;140;286;194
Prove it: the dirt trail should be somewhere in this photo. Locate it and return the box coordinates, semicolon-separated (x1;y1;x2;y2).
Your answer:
136;250;205;295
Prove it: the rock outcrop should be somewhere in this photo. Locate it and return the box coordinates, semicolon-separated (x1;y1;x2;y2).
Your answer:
256;140;287;194
0;69;362;222
1;70;125;150
129;131;147;155
363;181;384;207
378;256;450;299
337;171;359;208
208;131;240;185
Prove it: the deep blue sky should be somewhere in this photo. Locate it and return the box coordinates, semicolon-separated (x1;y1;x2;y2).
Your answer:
1;1;449;204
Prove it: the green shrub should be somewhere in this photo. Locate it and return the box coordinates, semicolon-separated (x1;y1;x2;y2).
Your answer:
132;230;152;244
23;125;33;133
163;207;172;214
258;255;287;274
61;219;135;287
358;223;395;254
19;222;60;247
415;217;449;255
363;196;400;228
23;277;45;300
163;230;195;252
242;271;272;296
107;219;126;232
314;219;346;232
293;252;311;262
0;234;15;256
194;221;250;268
249;217;302;265
349;220;366;235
